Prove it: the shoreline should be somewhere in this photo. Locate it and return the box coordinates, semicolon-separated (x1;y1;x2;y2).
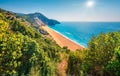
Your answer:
42;25;85;51
48;26;86;48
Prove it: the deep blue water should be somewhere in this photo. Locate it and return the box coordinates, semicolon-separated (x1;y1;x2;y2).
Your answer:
48;22;120;47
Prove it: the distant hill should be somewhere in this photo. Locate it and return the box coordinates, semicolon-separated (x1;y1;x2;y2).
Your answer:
16;12;60;25
0;8;60;25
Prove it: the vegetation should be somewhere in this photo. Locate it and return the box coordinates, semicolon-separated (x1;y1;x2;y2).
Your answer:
16;12;60;25
0;8;120;76
0;11;68;76
67;32;120;76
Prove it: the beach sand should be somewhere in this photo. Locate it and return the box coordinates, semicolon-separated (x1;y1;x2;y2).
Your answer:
42;26;84;51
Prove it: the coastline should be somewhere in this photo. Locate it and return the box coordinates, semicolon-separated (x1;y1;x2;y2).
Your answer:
42;25;85;51
48;26;86;48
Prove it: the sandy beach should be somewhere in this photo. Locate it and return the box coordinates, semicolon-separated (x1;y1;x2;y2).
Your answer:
42;26;84;51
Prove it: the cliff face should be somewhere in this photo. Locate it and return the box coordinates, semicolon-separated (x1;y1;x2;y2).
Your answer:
16;12;60;25
34;17;45;26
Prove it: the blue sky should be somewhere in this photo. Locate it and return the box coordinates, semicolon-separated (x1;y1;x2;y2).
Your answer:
0;0;120;21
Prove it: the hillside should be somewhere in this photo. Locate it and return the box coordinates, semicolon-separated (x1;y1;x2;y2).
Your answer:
16;12;60;26
0;8;120;76
0;8;69;76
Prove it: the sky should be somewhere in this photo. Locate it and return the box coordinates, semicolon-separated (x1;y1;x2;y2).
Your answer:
0;0;120;22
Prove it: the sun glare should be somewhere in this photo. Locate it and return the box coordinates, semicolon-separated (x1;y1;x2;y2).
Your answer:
86;1;94;8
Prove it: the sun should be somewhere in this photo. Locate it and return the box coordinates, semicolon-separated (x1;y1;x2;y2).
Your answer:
86;1;94;8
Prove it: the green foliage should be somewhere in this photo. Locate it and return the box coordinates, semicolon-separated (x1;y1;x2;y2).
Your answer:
0;12;62;76
88;33;118;64
115;46;120;61
67;50;87;76
67;32;120;76
10;20;41;38
105;46;120;76
85;32;120;76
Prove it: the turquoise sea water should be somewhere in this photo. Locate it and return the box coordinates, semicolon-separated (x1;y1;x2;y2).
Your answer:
48;22;120;47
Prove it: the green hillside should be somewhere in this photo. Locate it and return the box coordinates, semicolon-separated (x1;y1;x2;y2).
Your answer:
67;32;120;76
0;8;120;76
0;9;69;76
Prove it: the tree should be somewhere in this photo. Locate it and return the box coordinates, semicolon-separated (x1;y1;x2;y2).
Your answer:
105;46;120;76
86;32;120;76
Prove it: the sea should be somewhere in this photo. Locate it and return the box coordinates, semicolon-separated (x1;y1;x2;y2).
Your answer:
48;22;120;47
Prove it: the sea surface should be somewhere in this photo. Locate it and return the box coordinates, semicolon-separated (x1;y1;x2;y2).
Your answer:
48;22;120;47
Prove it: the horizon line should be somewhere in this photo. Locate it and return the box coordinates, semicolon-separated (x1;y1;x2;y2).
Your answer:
60;21;120;22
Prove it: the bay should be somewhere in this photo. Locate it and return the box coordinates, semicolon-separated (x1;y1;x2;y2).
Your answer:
48;22;120;47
